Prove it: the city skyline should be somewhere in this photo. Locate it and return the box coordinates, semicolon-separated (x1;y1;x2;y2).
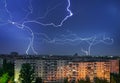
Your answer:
0;0;120;55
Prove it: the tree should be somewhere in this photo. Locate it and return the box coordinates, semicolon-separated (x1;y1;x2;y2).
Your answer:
2;59;14;77
85;76;91;83
0;59;14;83
111;73;120;83
111;76;116;83
19;63;35;83
100;79;109;83
8;76;15;83
78;79;86;83
0;73;10;83
0;68;4;76
64;77;69;83
35;77;42;83
94;77;109;83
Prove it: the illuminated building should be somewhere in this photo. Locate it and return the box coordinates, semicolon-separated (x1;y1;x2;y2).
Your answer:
65;61;110;82
110;59;120;74
14;56;110;83
14;56;69;83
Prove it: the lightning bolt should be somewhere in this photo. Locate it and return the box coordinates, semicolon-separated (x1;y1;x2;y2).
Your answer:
21;0;73;27
42;32;113;55
84;34;114;55
0;0;73;54
0;0;114;55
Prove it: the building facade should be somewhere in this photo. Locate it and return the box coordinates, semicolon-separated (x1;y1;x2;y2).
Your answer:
110;59;119;74
65;61;110;82
14;57;110;83
14;58;69;83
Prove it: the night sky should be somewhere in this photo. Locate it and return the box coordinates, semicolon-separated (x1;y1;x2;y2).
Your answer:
0;0;120;55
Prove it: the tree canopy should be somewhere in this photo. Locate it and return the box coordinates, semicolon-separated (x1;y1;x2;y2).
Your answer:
19;63;35;83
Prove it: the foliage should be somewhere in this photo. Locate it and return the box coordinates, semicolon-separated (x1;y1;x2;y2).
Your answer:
0;68;4;76
78;79;86;83
35;77;42;83
111;73;120;83
8;76;15;83
0;73;10;83
94;77;109;83
111;75;116;83
85;76;91;83
19;63;35;83
64;77;69;83
3;59;14;76
78;77;109;83
0;59;14;83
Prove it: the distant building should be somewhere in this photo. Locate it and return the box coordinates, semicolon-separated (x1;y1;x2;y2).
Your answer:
110;59;120;74
0;58;3;68
14;56;110;83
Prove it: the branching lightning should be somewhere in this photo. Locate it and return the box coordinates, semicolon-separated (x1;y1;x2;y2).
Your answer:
21;0;73;27
0;0;114;55
0;0;73;54
42;33;113;55
84;35;114;55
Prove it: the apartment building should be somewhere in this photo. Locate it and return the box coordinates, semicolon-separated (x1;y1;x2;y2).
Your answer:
110;59;119;74
14;56;69;83
65;61;110;82
14;56;110;83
